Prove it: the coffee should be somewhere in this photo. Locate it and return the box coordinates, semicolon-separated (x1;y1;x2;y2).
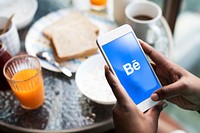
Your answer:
125;1;162;44
133;15;153;21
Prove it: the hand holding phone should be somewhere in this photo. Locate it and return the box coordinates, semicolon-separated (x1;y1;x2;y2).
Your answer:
105;64;167;133
97;24;162;112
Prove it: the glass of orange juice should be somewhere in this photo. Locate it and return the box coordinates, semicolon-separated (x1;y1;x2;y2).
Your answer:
90;0;107;11
3;55;44;110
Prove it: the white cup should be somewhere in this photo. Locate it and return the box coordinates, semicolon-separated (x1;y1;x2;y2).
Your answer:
125;1;162;45
0;16;20;56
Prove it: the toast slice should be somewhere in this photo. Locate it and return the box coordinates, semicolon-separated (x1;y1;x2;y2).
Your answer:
43;12;99;62
43;12;99;39
51;24;98;61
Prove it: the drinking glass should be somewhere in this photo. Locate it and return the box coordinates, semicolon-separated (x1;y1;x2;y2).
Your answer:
90;0;107;11
3;55;44;110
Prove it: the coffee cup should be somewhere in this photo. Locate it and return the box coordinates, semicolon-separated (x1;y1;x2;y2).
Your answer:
0;16;20;56
125;1;162;45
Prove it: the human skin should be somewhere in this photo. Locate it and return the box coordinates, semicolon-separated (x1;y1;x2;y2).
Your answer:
105;65;167;133
104;39;200;133
138;39;200;111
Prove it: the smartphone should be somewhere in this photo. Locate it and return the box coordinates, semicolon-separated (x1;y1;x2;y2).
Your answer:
96;24;162;112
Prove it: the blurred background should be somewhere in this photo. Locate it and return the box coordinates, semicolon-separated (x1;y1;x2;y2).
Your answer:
151;0;200;132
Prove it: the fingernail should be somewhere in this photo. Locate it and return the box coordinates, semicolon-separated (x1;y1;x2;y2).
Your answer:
151;93;159;101
162;102;168;109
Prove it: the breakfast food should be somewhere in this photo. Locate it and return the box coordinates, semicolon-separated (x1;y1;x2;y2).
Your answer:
43;12;99;62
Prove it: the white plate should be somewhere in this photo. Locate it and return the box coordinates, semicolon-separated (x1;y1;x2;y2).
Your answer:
25;8;117;72
75;54;116;105
0;0;38;29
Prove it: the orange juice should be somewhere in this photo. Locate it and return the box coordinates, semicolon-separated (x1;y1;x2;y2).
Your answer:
11;69;44;109
90;0;107;6
90;0;107;11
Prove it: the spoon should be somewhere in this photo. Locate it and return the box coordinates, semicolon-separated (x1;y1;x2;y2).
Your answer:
0;14;14;35
36;51;72;77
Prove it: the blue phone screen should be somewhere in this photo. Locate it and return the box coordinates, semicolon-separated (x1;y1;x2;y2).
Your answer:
102;32;161;104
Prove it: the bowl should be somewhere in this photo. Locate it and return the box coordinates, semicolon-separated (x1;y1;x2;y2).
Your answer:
75;54;116;105
0;0;38;29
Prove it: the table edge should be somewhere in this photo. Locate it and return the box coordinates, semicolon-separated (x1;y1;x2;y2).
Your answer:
0;118;114;133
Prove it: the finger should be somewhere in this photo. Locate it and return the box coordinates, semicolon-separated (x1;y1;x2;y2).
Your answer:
138;39;170;66
146;101;168;121
150;62;157;72
151;80;185;101
167;96;200;111
104;65;133;105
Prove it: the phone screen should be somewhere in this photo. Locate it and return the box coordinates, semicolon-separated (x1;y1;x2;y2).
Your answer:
102;32;161;104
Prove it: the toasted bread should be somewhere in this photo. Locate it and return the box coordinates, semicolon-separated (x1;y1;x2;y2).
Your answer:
43;12;99;62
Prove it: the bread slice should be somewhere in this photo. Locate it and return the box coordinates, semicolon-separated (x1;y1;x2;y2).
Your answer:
51;25;98;61
43;12;99;62
43;12;99;39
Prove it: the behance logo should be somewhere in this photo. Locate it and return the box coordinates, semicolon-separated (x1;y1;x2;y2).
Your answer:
123;60;141;75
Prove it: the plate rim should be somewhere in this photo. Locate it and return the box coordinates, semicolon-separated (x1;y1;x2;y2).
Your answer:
25;8;117;73
75;54;116;105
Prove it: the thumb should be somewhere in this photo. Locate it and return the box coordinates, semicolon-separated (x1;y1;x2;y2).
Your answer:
151;80;185;101
104;65;134;106
146;102;168;122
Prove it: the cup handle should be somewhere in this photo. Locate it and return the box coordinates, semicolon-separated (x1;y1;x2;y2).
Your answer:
146;24;161;45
